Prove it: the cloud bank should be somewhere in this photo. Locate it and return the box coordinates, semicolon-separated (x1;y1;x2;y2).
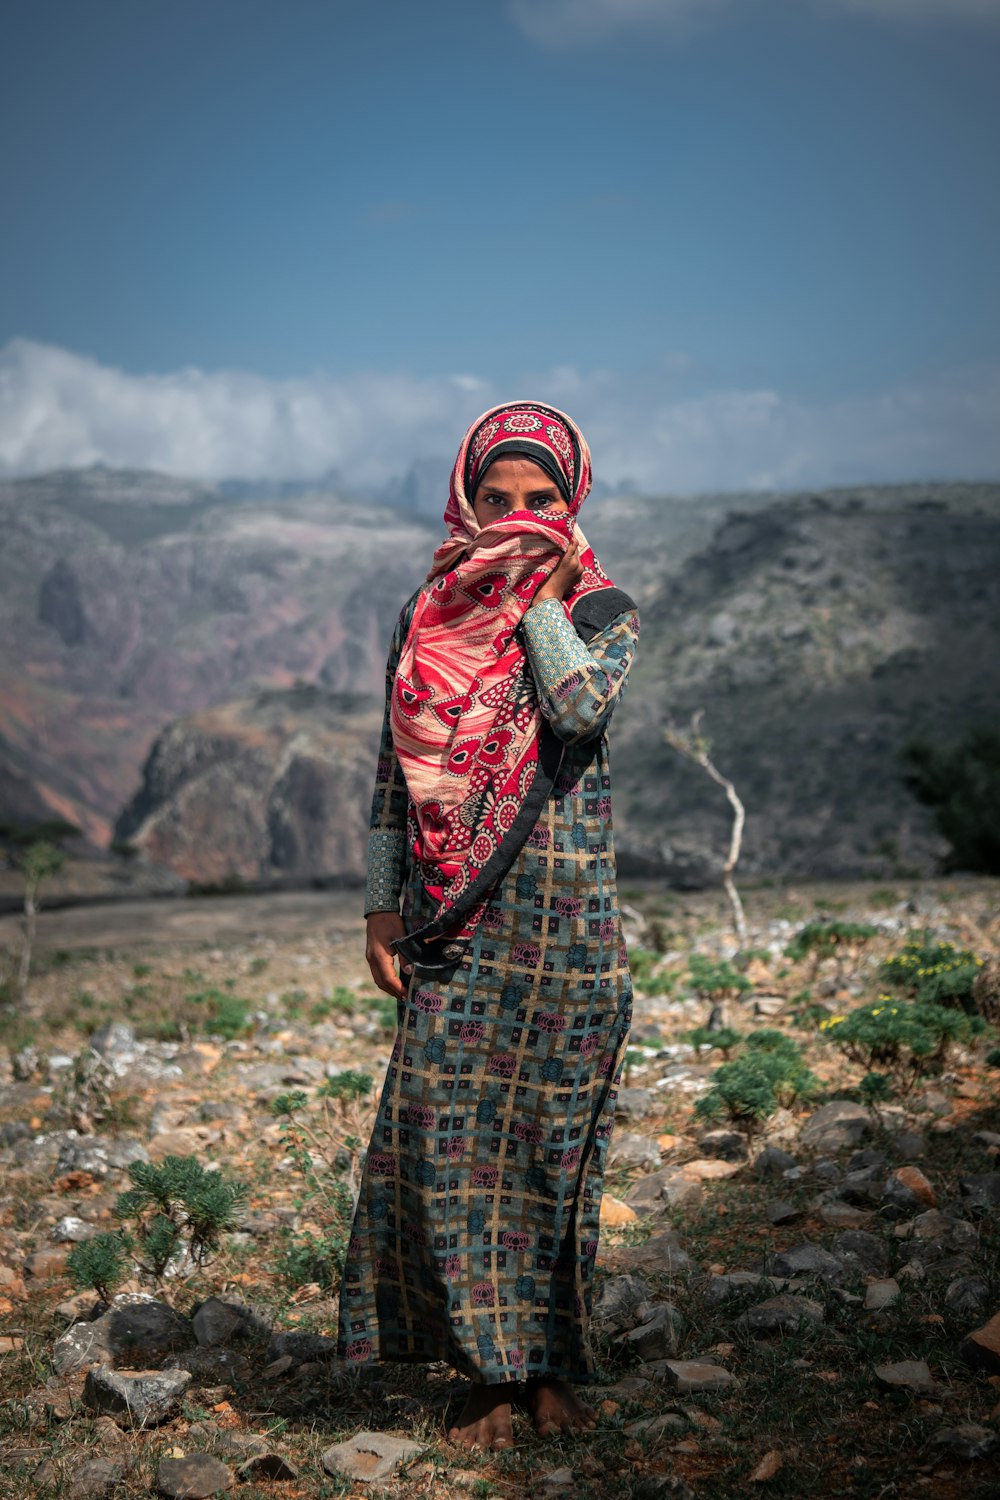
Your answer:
508;0;1000;46
1;338;998;495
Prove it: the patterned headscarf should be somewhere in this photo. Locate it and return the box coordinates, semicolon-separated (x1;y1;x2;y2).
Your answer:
390;402;614;966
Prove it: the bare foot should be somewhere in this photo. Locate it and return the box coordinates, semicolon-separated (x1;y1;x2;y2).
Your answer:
527;1376;597;1436
447;1382;515;1450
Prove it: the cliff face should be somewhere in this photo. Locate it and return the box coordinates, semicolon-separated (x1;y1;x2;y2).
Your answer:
114;686;383;884
2;466;999;885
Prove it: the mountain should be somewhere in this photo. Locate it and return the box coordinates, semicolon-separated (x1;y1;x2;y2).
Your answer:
1;465;998;887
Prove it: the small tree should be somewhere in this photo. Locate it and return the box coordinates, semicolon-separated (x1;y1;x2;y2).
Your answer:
0;821;79;1001
664;712;747;945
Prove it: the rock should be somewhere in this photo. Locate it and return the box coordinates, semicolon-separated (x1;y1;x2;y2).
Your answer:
863;1279;901;1311
944;1276;989;1319
801;1101;872;1152
894;1131;925;1160
265;1330;340;1364
593;1274;653;1333
887;1166;936;1209
873;1359;936;1394
608;1132;662;1171
972;1130;1000;1150
657;1360;738;1393
162;1346;254;1384
836;1167;885;1208
537;1469;575;1493
905;1209;955;1241
817;1202;874;1230
959;1173;1000;1212
764;1243;845;1283
55;1134;149;1179
625;1412;688;1439
735;1294;825;1336
615;1088;656;1121
156;1454;233;1497
753;1146;798;1177
697;1129;748;1162
192;1296;270;1346
53;1293;191;1375
626;1169;704;1214
930;1424;999;1461
766;1200;802;1226
830;1230;890;1275
619;1301;683;1360
704;1272;771;1308
321;1432;425;1483
83;1365;191;1427
605;1231;694;1277
599;1194;638;1227
915;1088;950;1116
749;1450;784;1482
90;1022;138;1060
959;1312;1000;1374
676;1158;743;1182
236;1453;299;1481
24;1246;70;1278
50;1216;99;1243
67;1457;126;1499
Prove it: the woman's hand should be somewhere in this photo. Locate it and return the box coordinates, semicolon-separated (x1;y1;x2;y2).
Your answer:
534;538;584;605
366;912;411;1000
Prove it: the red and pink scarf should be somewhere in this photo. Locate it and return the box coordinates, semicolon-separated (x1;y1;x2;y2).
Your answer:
390;402;616;964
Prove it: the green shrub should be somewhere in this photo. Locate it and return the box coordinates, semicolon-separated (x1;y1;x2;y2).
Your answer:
784;921;879;964
879;936;983;1014
112;1154;248;1280
66;1232;132;1303
687;955;752;1000
685;1026;743;1058
858;1072;895;1107
185;986;253;1039
819;996;974;1090
318;1070;373;1104
695;1042;817;1135
629;947;674;996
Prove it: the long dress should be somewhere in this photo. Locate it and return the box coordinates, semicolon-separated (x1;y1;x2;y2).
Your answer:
336;587;640;1385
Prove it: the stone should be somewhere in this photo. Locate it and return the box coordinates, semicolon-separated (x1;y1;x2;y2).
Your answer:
894;1131;925;1160
818;1202;873;1230
800;1101;873;1152
605;1231;694;1277
162;1346;254;1384
265;1330;340;1364
676;1158;743;1182
615;1088;656;1121
90;1022;138;1060
620;1301;683;1360
930;1424;999;1461
888;1166;936;1208
836;1167;885;1208
55;1135;149;1179
599;1194;638;1227
873;1360;936;1394
608;1132;662;1170
973;1130;1000;1150
156;1454;233;1497
50;1216;99;1243
905;1209;955;1241
321;1431;425;1483
704;1272;771;1308
697;1129;748;1162
23;1247;70;1278
83;1364;191;1427
753;1146;798;1177
67;1457;126;1499
830;1230;890;1276
766;1200;802;1226
863;1279;901;1311
735;1294;825;1336
959;1173;1000;1212
764;1243;845;1283
626;1169;704;1214
625;1412;688;1440
959;1312;1000;1374
53;1293;191;1375
749;1450;784;1482
592;1274;654;1333
657;1360;738;1394
192;1297;270;1346
537;1469;574;1492
236;1453;299;1481
944;1276;989;1319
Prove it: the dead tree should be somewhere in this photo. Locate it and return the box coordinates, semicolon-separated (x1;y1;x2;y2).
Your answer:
664;711;748;947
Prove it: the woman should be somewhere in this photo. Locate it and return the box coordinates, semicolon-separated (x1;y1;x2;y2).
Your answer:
337;401;639;1450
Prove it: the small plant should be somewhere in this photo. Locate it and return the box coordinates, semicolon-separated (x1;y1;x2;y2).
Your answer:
249;956;269;974
858;1071;895;1110
185;986;253;1039
112;1154;248;1282
784;920;879;967
695;1042;816;1140
879;935;983;1014
788;989;831;1029
685;1025;743;1058
66;1232;132;1303
687;954;752;1000
819;996;976;1091
628;948;674;997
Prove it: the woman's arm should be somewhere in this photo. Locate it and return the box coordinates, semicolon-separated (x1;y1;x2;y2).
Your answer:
521;596;639;745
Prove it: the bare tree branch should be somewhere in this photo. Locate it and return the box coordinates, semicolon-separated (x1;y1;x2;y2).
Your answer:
664;711;748;946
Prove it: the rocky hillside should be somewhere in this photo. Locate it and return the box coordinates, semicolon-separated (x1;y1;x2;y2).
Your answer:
1;466;998;885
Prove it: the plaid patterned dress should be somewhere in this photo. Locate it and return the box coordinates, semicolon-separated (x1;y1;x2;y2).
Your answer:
337;588;639;1385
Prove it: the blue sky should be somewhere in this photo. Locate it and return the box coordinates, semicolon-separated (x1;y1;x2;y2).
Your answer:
1;0;998;491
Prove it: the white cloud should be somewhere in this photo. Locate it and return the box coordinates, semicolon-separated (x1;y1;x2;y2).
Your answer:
508;0;1000;44
1;338;998;496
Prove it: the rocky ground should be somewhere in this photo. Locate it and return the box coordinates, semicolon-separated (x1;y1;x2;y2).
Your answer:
0;877;998;1500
